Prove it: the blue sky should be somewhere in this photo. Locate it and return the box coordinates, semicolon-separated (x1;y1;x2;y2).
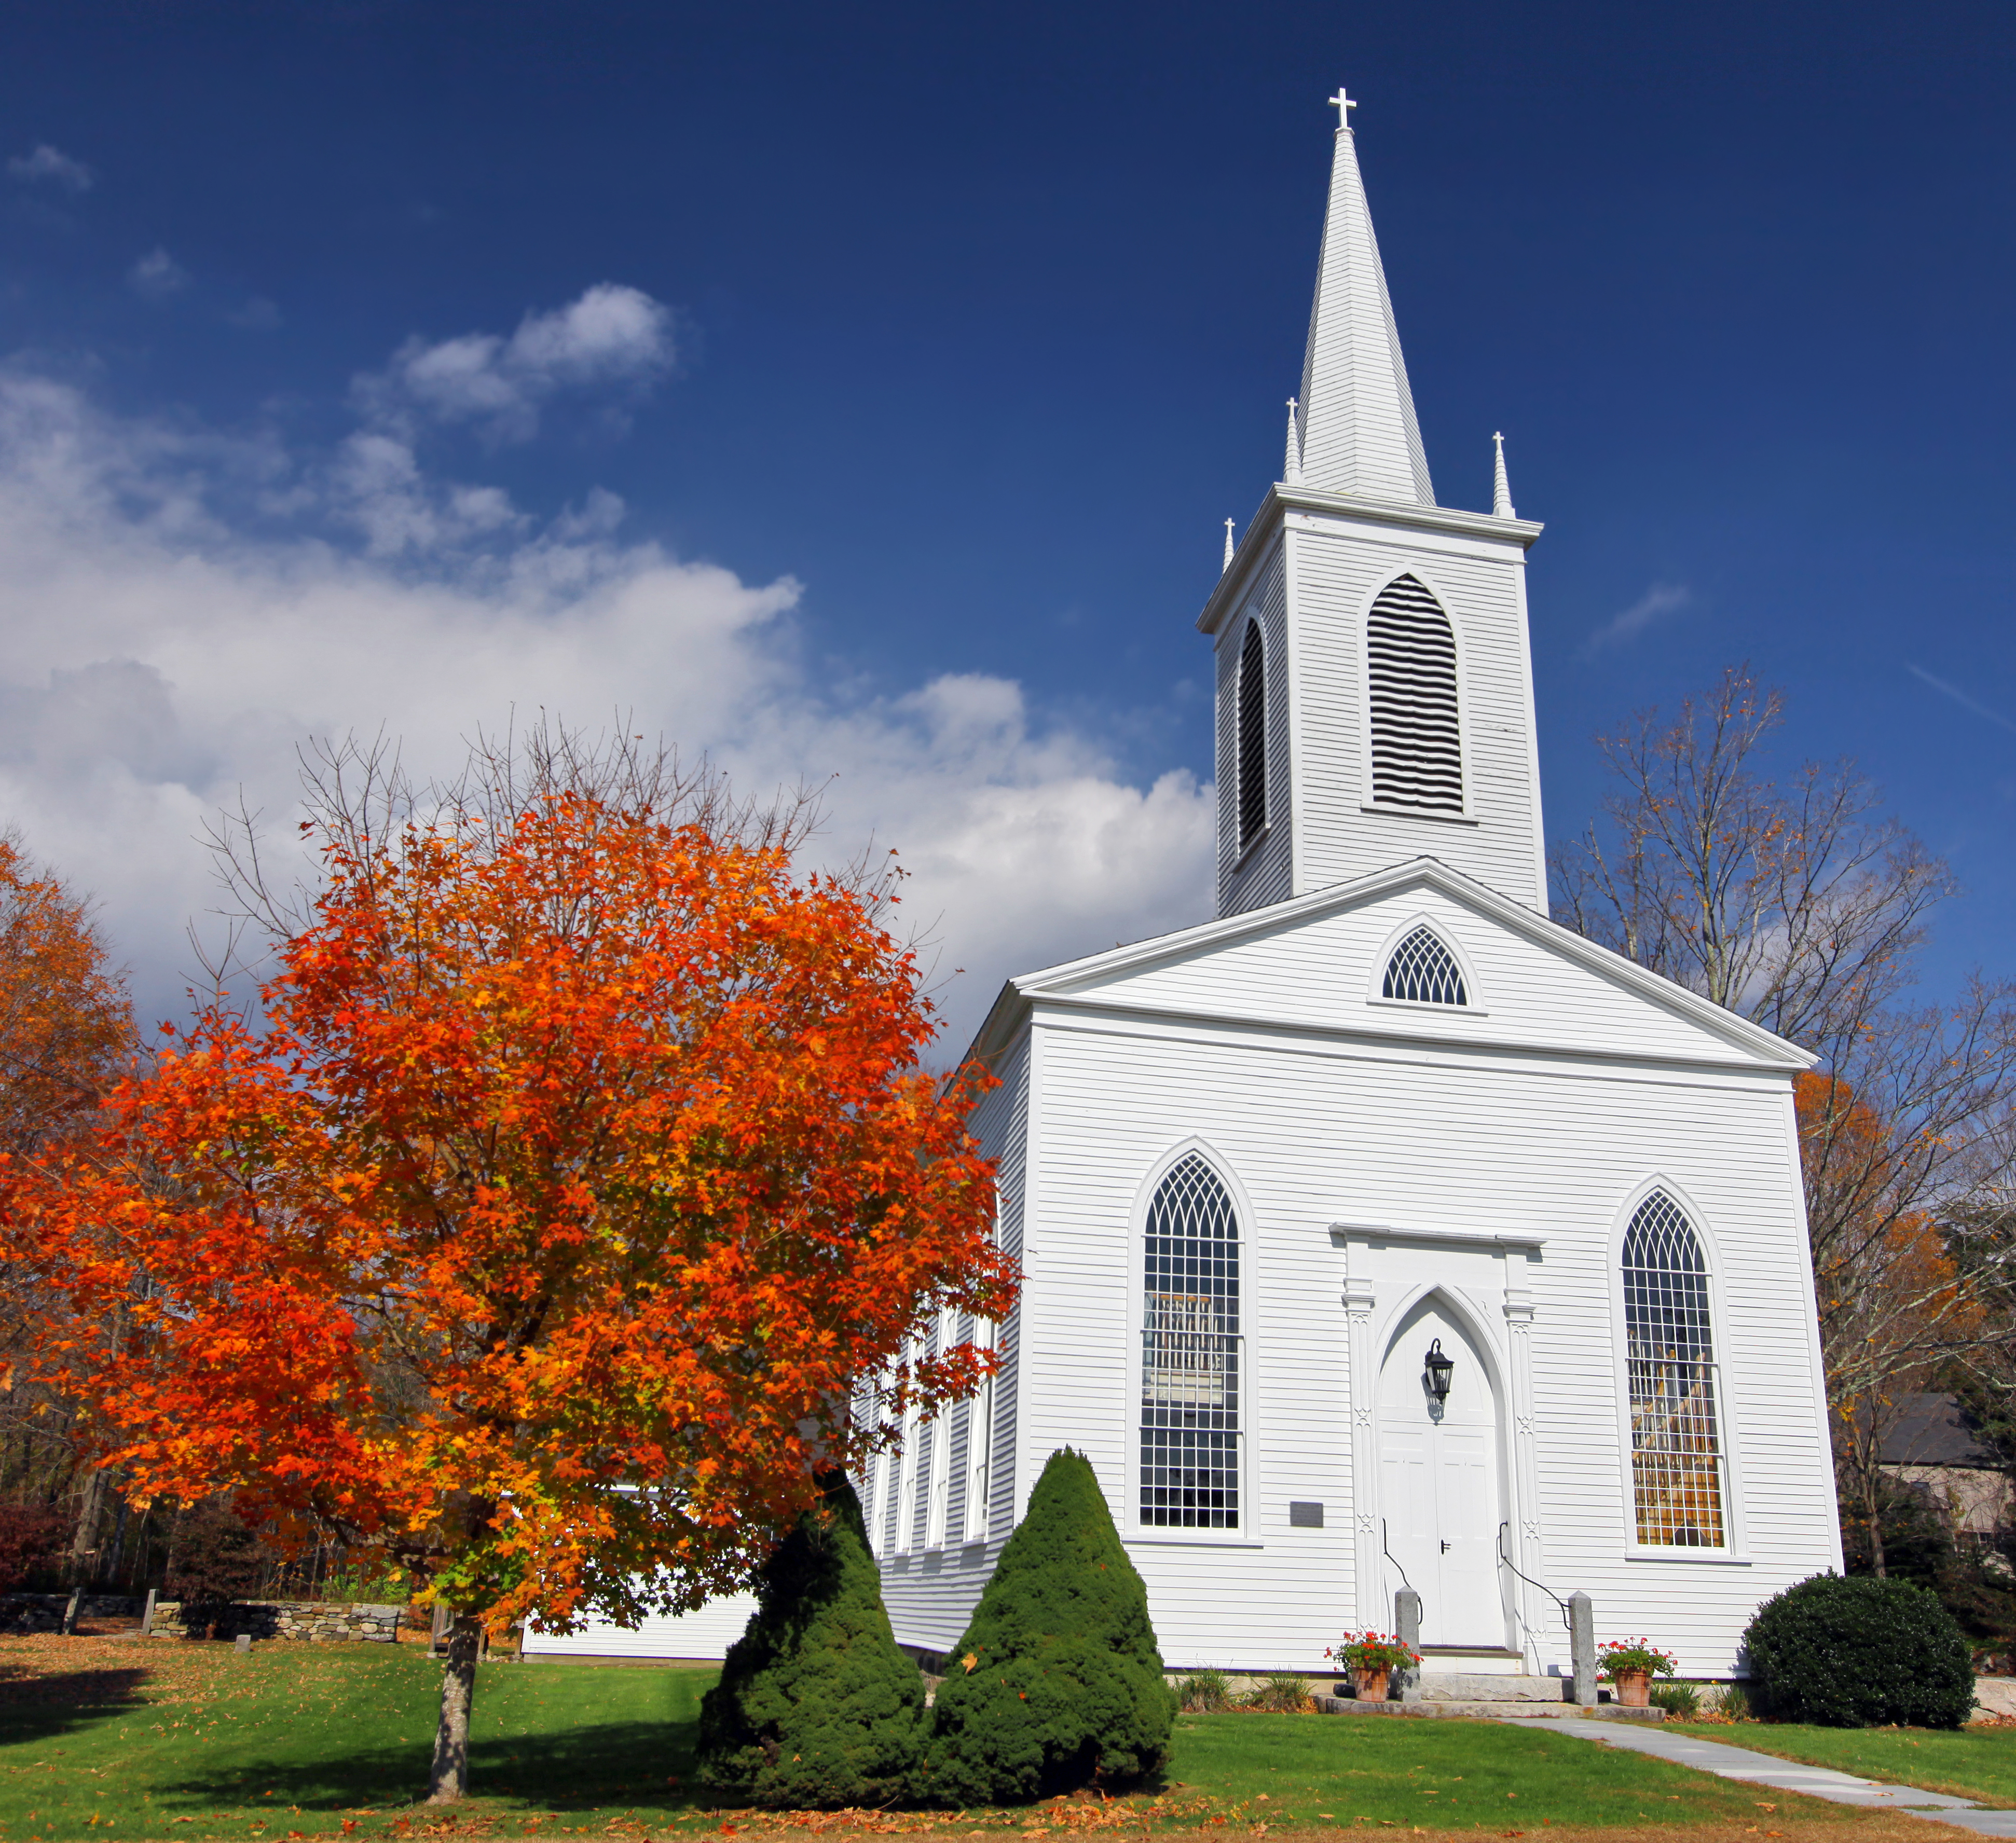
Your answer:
2;0;2012;1044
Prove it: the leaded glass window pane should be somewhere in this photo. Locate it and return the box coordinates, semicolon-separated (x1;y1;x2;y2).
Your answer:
1140;1152;1240;1528
1383;926;1466;1006
1623;1191;1726;1548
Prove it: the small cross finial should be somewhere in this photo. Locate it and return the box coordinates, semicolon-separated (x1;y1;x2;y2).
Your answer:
1328;88;1356;130
1223;518;1236;573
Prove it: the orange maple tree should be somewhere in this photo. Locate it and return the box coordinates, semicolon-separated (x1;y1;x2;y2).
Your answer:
0;833;135;1562
1;750;1014;1799
0;831;133;1156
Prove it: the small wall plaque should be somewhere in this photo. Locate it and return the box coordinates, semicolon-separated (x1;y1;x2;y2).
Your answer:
1288;1501;1325;1528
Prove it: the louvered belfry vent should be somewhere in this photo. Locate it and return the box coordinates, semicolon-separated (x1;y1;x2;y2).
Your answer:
1237;620;1266;849
1382;926;1466;1006
1366;575;1462;812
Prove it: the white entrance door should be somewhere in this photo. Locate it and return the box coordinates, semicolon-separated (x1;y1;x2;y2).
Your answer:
1376;1300;1505;1648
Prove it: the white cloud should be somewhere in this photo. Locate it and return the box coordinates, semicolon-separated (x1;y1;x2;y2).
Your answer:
7;144;92;192
1582;581;1690;656
0;363;1213;1054
127;247;192;299
354;283;675;443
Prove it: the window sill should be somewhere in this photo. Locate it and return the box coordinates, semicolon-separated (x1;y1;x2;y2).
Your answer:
1622;1547;1751;1565
1360;803;1478;828
1365;995;1489;1019
1125;1535;1266;1549
1231;823;1272;873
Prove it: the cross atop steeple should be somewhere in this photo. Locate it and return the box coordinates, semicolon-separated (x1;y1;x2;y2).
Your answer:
1328;88;1356;131
1296;87;1434;504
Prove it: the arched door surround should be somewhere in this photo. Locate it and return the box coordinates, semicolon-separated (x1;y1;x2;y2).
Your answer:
1336;1226;1549;1670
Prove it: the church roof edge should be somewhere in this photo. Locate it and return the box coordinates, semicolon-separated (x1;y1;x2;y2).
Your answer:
963;856;1813;1074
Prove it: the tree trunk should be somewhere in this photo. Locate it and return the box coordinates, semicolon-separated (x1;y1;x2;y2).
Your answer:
1861;1455;1887;1577
69;1465;110;1583
427;1614;483;1804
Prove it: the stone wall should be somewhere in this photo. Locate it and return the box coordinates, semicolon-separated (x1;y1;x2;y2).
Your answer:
0;1593;144;1634
148;1599;405;1642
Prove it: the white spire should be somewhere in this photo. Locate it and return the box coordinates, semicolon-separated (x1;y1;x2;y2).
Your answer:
1283;397;1302;484
1223;517;1236;572
1492;431;1515;518
1295;92;1435;506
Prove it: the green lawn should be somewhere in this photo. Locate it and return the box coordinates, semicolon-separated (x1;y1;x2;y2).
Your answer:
0;1635;1872;1841
1165;1711;1846;1830
1671;1722;2016;1809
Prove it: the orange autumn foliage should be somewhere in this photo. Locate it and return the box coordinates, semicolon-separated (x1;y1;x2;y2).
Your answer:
0;833;133;1155
0;786;1015;1633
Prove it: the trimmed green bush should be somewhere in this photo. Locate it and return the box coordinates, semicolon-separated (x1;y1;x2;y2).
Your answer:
926;1448;1173;1803
1743;1571;1976;1728
694;1474;926;1807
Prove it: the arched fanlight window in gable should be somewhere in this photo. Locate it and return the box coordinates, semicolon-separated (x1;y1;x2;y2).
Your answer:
1366;575;1462;813
1382;925;1467;1006
1140;1152;1241;1529
1237;619;1267;850
1622;1190;1726;1548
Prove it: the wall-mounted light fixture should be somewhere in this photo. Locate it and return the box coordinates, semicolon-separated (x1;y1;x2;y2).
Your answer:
1423;1338;1455;1404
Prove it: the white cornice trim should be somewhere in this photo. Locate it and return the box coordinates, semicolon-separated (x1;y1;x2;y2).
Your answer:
1201;485;1544;635
1328;1221;1547;1250
959;856;1814;1075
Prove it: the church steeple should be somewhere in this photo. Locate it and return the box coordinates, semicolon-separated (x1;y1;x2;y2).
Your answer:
1295;90;1435;506
1200;92;1547;919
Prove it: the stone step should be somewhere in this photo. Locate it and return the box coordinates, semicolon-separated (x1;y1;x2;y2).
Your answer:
1318;1695;1666;1723
1416;1673;1573;1702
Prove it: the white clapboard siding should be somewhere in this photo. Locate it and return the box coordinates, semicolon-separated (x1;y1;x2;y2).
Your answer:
1285;507;1545;914
523;1594;757;1661
1217;545;1293;916
1000;989;1834;1677
879;1037;1031;1648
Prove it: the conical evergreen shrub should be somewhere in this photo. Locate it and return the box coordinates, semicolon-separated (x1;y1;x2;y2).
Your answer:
926;1448;1173;1804
694;1474;927;1807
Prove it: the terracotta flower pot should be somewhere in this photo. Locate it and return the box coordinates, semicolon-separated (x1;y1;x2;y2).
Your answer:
1350;1666;1392;1702
1612;1668;1652;1708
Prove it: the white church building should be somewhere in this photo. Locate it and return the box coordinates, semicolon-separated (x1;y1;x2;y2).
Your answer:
528;94;1842;1680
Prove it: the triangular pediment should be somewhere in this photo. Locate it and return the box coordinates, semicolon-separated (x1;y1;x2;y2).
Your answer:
973;858;1808;1073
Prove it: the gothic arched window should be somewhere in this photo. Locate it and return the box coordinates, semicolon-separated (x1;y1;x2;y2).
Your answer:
1622;1191;1726;1548
1382;926;1467;1006
1140;1152;1241;1529
1366;575;1462;813
1237;619;1267;850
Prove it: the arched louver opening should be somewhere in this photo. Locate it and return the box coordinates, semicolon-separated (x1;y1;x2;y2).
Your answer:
1140;1152;1241;1529
1237;620;1267;850
1622;1192;1726;1548
1382;926;1466;1006
1367;575;1462;812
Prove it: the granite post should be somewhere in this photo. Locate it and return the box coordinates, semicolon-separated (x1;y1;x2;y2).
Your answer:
1569;1592;1597;1707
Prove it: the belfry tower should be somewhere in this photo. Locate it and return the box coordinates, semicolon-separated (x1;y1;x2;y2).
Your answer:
1203;91;1547;917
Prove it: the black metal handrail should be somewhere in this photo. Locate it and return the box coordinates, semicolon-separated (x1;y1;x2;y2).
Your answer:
1498;1521;1571;1631
1382;1518;1412;1593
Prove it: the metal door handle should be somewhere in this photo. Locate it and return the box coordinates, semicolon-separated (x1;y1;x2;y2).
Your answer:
1441;1540;1450;1552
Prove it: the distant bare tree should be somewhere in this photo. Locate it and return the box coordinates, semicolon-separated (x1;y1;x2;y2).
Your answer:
1554;668;2016;1572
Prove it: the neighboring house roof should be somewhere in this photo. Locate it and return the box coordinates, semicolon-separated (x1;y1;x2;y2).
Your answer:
1878;1393;2003;1470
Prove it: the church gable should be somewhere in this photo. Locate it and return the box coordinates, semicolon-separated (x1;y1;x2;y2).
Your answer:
1018;861;1806;1071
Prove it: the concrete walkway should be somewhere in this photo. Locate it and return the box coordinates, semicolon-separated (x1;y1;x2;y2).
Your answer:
1499;1717;2016;1837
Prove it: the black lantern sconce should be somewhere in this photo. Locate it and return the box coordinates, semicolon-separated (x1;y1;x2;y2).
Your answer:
1423;1339;1455;1404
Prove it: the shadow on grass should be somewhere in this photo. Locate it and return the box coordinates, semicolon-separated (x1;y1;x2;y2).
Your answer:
0;1665;152;1743
159;1716;701;1814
